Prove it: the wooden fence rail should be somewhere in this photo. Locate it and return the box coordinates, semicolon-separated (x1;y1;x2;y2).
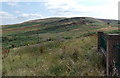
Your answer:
98;32;120;76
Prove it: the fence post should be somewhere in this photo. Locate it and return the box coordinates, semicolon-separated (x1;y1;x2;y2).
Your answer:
98;32;104;52
106;34;120;76
106;35;110;76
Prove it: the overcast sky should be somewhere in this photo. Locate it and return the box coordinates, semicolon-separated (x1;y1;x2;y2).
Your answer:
0;0;119;25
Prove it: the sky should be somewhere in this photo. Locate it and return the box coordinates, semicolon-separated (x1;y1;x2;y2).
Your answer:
0;0;120;25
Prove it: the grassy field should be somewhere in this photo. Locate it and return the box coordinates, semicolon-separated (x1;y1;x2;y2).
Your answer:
3;36;106;76
2;17;119;76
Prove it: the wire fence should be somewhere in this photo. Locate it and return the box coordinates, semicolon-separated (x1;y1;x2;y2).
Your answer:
100;35;107;51
114;45;120;70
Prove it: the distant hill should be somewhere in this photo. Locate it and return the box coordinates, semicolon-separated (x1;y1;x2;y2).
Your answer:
98;19;118;24
2;16;119;49
2;17;119;36
2;17;106;29
2;17;119;35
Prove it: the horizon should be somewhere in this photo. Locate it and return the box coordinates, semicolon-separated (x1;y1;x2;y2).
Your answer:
1;16;118;25
0;0;119;25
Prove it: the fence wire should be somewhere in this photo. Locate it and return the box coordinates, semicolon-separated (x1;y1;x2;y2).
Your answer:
115;45;120;70
100;35;107;51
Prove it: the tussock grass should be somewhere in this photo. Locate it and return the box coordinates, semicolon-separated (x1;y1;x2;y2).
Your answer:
3;36;105;76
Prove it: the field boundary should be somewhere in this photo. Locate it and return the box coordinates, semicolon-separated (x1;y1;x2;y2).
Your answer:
98;32;120;76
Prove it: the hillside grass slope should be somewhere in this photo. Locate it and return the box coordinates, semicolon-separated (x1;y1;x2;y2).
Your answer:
2;17;118;49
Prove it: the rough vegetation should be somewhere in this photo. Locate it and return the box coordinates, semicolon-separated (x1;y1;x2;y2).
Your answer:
2;17;119;76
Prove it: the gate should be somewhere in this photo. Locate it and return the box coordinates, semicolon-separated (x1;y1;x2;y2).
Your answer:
98;32;120;76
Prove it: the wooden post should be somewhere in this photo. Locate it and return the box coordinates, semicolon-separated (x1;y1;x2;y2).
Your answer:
106;34;120;76
106;35;110;76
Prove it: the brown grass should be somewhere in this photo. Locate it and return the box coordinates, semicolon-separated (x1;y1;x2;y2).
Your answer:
3;24;41;34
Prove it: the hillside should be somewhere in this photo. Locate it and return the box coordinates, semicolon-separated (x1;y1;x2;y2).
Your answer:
2;17;118;34
2;17;119;76
2;17;119;49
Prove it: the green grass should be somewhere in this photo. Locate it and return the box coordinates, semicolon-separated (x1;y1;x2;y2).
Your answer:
3;36;105;76
2;23;108;49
